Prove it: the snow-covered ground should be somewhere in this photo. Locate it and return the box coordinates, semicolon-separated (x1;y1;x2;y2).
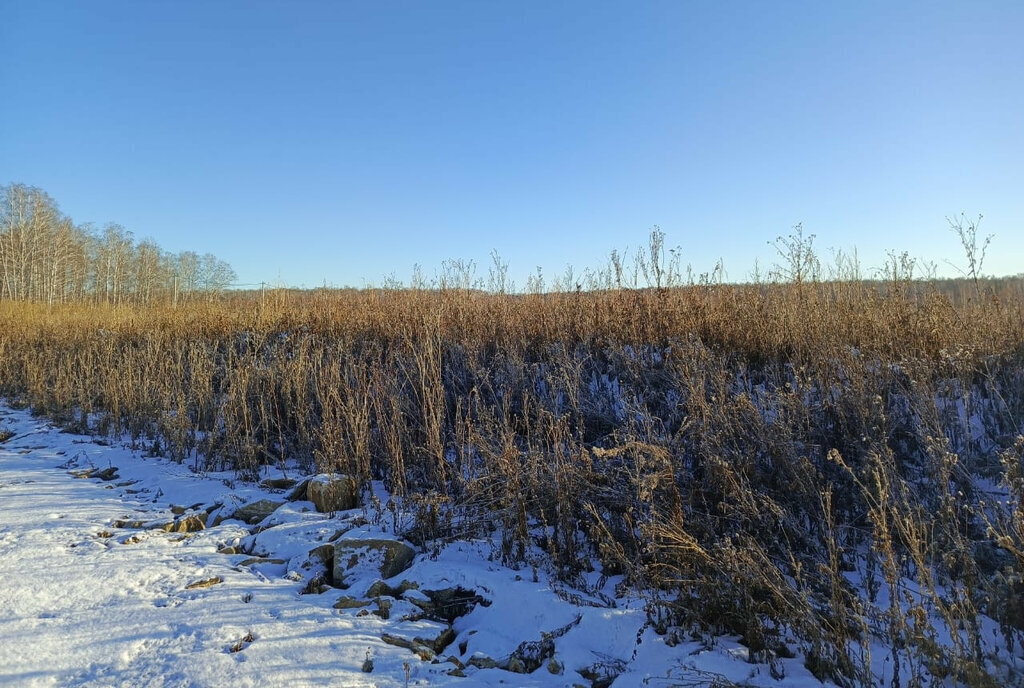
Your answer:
0;403;829;687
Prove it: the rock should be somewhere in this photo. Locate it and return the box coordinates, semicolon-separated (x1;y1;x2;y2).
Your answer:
381;633;435;661
507;656;528;674
510;637;554;673
547;658;563;675
365;579;418;599
333;596;370;610
307;476;359;513
170;505;187;515
409;587;489;623
332;539;416;587
431;628;456;655
308;544;335;577
285;478;312;501
185;576;222;590
95;467;119;481
328;527;351;542
112;518;146;529
238;557;287;567
70;466;119;480
218;545;243;555
260;477;297;491
505;615;579;674
578;664;621;688
231;499;284;524
372;598;392;619
447;668;466;677
171;513;207;533
366;580;397;598
302;581;331;595
298;544;336;590
466;654;498;670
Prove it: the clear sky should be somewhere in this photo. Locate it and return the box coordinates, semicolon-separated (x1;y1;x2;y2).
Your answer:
3;1;1022;288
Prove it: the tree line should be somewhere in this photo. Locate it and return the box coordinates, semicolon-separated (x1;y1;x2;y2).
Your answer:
0;183;236;305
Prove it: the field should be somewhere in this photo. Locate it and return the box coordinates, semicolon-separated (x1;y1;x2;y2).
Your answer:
1;229;1023;686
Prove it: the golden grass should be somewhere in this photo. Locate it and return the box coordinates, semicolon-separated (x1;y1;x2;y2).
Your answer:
1;275;1022;686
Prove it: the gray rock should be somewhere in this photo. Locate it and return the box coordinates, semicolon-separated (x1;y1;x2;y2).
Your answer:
71;466;118;480
300;543;333;585
285;478;312;501
333;539;416;587
171;513;207;533
95;467;119;481
184;576;222;590
509;636;554;673
334;596;370;609
507;655;528;674
430;628;456;654
467;654;498;670
381;633;435;661
308;476;359;513
507;614;580;674
365;579;419;599
238;556;287;567
260;477;297;491
410;586;488;623
231;499;284;524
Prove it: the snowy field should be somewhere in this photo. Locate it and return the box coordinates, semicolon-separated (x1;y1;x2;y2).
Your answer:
0;402;834;687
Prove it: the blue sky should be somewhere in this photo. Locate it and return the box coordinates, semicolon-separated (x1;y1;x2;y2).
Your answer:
3;1;1022;288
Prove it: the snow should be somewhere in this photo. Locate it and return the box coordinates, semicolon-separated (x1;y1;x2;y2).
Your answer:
0;402;833;687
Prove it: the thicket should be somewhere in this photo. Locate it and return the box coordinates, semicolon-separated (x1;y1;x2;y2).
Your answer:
0;226;1022;686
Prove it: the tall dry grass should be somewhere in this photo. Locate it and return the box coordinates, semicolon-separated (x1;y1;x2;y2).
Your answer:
1;257;1022;685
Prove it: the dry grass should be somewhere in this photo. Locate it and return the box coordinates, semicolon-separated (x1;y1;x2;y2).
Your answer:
1;263;1023;686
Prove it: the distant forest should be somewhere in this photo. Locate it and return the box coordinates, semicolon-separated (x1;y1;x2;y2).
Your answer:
0;183;236;305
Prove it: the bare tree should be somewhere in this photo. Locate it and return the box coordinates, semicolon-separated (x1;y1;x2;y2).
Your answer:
0;183;237;305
